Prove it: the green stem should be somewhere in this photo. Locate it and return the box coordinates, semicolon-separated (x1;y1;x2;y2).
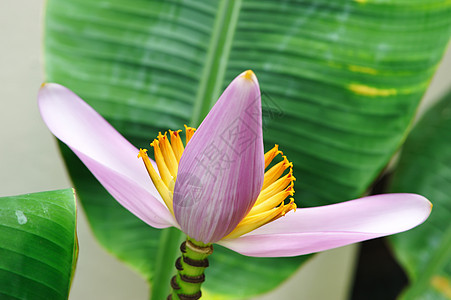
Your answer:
150;227;184;300
169;237;213;300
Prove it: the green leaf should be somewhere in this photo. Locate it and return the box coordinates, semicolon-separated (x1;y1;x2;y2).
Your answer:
44;0;451;205
44;0;451;298
0;189;78;300
389;89;451;300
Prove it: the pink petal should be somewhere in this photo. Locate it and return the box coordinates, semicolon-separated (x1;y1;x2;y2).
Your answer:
218;194;431;257
173;71;265;243
38;83;175;228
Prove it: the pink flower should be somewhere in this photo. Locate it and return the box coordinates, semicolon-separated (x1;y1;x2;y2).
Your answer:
38;71;431;257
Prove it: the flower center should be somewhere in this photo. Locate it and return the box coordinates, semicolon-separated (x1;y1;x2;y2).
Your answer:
223;145;296;239
138;127;296;239
138;125;195;215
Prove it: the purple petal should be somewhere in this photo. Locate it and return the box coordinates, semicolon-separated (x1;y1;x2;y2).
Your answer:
38;83;175;228
218;194;432;257
173;71;264;243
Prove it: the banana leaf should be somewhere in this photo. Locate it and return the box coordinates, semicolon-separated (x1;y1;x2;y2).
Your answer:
0;189;78;300
44;0;451;298
389;89;451;300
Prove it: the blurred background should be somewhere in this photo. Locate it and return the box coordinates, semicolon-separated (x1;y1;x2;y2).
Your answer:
1;1;450;299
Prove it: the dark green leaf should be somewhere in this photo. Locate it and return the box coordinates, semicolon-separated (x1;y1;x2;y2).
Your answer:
389;89;451;300
0;189;78;300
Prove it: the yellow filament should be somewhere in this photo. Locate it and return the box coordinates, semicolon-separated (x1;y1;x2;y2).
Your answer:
138;126;195;216
264;144;282;169
262;156;292;190
225;199;296;239
255;172;295;206
247;187;294;216
184;125;196;144
138;149;174;214
169;130;184;163
157;132;178;177
150;139;174;187
224;149;296;240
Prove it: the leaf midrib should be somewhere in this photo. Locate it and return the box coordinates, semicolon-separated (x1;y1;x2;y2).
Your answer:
190;0;242;126
151;2;243;299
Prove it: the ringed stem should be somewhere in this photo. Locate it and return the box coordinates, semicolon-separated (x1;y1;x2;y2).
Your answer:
168;237;213;300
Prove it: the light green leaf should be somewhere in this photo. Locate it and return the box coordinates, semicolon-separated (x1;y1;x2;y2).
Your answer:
389;89;451;300
0;189;78;300
44;0;451;298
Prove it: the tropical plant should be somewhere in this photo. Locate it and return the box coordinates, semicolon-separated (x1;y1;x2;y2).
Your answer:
31;0;451;299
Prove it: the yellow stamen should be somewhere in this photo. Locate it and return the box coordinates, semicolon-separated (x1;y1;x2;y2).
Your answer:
285;198;297;214
138;126;196;216
223;147;297;240
224;199;296;239
184;125;196;144
247;187;294;217
262;155;292;190
169;130;184;163
264;145;283;169
150;139;174;187
138;126;296;236
255;171;295;206
138;149;174;214
157;132;178;177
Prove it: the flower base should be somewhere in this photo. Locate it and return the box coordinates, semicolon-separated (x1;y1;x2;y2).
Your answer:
169;237;213;300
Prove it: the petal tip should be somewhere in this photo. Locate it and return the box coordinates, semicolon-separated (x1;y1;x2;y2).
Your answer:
409;193;432;212
240;70;257;83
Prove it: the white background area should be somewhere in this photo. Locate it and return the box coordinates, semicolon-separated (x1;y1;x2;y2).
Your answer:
1;1;450;299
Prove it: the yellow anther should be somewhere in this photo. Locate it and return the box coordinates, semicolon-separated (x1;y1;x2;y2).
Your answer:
157;132;178;177
224;198;295;240
255;171;295;206
284;198;297;214
137;149;174;214
150;139;174;188
169;130;184;163
222;146;296;240
184;125;196;144
264;145;283;169
262;155;292;190
247;187;294;217
138;126;201;216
